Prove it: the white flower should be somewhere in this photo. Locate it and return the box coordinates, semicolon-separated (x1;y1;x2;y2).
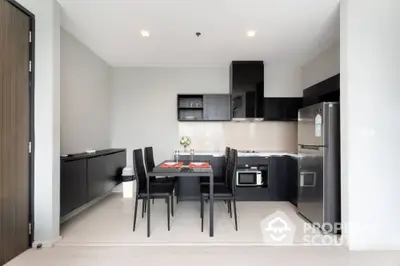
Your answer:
180;136;191;147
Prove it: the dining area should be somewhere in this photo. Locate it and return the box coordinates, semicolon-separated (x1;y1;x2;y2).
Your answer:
132;147;238;237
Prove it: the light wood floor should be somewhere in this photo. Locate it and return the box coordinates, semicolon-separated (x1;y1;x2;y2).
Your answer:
58;192;325;245
6;246;400;266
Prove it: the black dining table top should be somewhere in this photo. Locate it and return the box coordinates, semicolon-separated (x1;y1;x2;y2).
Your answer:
148;160;214;177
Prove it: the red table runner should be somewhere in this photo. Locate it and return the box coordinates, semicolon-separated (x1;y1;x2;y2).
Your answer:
189;162;210;168
160;162;184;168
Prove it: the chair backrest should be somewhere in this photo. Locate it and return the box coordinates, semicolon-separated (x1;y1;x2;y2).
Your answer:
226;149;238;193
133;149;147;194
144;147;156;172
223;147;231;184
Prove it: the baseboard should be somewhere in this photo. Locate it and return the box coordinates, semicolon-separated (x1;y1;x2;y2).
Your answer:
32;236;62;248
60;190;116;224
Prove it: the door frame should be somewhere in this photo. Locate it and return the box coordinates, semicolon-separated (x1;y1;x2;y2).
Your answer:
6;0;35;246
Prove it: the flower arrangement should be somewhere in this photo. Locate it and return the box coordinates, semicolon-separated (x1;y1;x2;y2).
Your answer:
180;136;191;151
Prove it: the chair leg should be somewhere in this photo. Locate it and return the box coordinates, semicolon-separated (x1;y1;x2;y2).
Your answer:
147;198;151;238
133;196;139;231
153;198;155;204
200;194;203;219
176;179;179;204
171;194;174;217
201;195;204;232
141;199;146;218
228;200;232;218
167;196;171;231
233;198;238;231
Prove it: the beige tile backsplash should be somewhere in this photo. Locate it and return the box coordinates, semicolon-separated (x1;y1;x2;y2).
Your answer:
178;122;298;153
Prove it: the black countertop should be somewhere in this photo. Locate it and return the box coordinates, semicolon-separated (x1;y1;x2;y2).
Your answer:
61;149;126;162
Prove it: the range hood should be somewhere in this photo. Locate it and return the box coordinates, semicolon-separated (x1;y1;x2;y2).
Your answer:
230;61;264;121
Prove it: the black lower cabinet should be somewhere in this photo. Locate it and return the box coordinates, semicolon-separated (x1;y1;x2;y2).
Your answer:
60;149;126;220
267;156;298;204
236;187;270;201
268;156;289;201
60;159;87;218
175;154;298;204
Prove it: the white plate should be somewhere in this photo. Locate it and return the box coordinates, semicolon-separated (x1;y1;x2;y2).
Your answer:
164;162;178;165
191;162;206;165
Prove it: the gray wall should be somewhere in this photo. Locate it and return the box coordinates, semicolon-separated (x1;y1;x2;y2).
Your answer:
301;42;340;88
61;28;112;154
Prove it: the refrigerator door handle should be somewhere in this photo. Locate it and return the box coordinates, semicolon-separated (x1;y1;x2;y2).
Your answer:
298;144;324;150
300;172;316;187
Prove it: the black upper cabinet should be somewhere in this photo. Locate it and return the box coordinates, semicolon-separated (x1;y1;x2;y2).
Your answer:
178;94;231;121
303;74;340;107
203;94;231;121
231;61;264;119
263;97;302;121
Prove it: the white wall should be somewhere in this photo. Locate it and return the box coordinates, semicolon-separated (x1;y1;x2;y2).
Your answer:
111;67;228;164
16;0;61;245
111;67;298;165
341;0;400;250
301;42;340;89
60;28;112;154
264;64;303;97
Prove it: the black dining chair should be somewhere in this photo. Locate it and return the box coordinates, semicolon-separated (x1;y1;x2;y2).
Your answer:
199;147;230;186
144;147;178;204
200;149;238;232
132;149;175;234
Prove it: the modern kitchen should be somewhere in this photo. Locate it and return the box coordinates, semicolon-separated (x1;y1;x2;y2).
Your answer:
2;0;400;264
60;52;341;243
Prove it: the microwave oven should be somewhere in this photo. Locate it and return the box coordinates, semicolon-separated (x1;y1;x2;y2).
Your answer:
236;169;263;186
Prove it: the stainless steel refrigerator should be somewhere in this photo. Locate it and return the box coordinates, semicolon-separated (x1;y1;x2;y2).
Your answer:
297;102;341;233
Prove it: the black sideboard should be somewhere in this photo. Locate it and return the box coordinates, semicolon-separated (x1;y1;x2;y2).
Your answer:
60;149;126;220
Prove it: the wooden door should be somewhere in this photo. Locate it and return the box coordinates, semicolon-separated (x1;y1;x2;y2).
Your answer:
0;0;31;264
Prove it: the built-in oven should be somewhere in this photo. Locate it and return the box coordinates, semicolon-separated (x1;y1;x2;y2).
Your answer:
236;169;263;187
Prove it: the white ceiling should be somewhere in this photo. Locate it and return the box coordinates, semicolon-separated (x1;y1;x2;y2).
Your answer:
58;0;340;67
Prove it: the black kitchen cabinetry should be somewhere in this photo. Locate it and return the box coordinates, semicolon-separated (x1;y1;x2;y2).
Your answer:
203;94;231;121
268;156;289;201
268;156;298;204
236;156;270;201
177;94;231;121
175;154;298;203
263;97;303;121
177;94;204;121
60;149;126;220
230;61;264;119
303;74;340;107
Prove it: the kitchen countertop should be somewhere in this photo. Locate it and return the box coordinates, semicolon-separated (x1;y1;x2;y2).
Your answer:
177;151;297;157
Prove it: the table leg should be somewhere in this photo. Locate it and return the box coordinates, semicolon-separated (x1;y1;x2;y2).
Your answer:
147;177;150;237
209;173;214;237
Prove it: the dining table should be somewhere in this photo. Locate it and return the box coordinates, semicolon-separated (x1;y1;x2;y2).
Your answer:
147;160;215;237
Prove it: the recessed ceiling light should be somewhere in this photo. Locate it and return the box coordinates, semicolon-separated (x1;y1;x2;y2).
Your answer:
247;31;256;37
140;30;150;37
